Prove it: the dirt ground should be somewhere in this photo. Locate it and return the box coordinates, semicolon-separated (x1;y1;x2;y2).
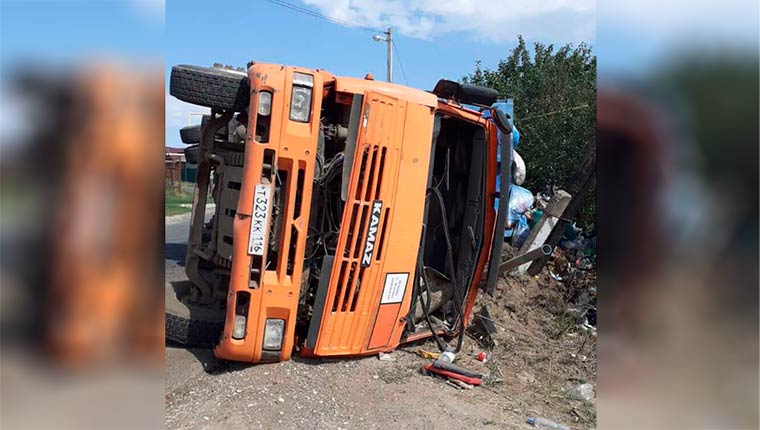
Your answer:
165;260;597;430
166;208;596;429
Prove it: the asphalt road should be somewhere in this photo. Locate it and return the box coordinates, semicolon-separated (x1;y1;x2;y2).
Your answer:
164;208;213;282
166;212;195;243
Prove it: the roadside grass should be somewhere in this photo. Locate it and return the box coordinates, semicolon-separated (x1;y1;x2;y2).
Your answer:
165;182;196;216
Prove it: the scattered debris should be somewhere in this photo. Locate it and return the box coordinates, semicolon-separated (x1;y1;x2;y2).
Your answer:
416;349;440;360
423;363;483;386
527;416;570;430
421;349;490;389
446;379;474;390
467;305;497;349
378;352;395;362
464;248;597;427
581;322;596;335
438;351;457;364
570;353;588;362
476;352;488;363
565;382;594;402
571;406;588;422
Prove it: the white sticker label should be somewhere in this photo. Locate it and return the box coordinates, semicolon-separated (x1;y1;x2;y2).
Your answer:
380;273;409;304
248;184;272;255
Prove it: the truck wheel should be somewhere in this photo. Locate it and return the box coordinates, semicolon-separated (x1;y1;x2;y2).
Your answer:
170;65;249;111
165;281;225;347
183;144;199;164
179;124;201;144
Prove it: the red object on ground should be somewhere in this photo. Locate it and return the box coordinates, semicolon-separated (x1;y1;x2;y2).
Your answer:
423;363;483;386
476;352;487;362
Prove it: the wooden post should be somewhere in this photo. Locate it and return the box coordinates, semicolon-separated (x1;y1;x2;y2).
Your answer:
515;190;571;274
527;143;596;276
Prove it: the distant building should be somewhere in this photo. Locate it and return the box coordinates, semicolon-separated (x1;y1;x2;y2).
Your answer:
165;147;196;185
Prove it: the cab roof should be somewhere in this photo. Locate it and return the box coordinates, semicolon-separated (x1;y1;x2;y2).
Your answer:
334;76;438;108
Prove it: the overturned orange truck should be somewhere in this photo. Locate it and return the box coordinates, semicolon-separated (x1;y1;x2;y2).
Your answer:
167;63;512;363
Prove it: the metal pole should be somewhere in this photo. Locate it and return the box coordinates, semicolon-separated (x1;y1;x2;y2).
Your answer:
386;27;393;83
498;244;553;274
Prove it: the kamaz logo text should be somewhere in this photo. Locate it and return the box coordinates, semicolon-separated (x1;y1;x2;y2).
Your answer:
361;200;383;267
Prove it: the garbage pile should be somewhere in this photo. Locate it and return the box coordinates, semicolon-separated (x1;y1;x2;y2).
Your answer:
548;222;597;333
502;180;598;330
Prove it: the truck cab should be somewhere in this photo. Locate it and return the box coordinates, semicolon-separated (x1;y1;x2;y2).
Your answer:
168;62;511;363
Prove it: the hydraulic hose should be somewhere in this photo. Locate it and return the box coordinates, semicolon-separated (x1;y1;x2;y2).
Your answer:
422;186;467;353
416;251;447;351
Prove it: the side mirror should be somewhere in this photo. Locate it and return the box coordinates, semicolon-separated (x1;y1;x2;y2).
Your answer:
490;107;513;135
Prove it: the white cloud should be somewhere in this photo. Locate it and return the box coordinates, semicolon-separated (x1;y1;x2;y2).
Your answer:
598;0;757;44
597;0;757;73
128;0;164;25
301;0;595;43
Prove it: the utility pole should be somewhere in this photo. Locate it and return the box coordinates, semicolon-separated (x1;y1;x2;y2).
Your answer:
373;27;393;83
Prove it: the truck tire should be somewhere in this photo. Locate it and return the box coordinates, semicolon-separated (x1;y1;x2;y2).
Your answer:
183;144;199;164
170;65;249;111
165;281;225;347
179;125;201;144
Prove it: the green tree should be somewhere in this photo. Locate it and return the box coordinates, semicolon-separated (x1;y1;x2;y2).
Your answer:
463;36;596;227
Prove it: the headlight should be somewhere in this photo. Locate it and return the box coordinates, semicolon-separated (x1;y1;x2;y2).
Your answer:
257;91;272;116
232;315;247;340
289;72;313;123
262;318;285;350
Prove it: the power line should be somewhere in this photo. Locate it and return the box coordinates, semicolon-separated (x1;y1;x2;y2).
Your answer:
519;104;591;122
262;0;382;33
392;43;409;85
263;0;411;86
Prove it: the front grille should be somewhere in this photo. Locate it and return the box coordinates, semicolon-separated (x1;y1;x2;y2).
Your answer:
312;93;415;356
329;145;388;314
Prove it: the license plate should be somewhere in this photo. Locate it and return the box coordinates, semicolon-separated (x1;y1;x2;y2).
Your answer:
248;184;272;255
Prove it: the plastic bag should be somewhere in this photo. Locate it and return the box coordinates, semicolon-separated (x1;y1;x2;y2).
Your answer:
508;185;534;224
512;215;531;247
512;149;526;185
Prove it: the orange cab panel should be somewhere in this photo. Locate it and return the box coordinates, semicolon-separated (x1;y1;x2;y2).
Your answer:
215;64;324;362
307;91;434;356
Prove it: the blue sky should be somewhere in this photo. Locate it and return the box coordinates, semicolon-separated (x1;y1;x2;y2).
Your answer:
0;0;163;147
596;0;758;81
165;0;592;88
0;0;163;64
164;0;594;147
3;1;757;148
1;0;596;148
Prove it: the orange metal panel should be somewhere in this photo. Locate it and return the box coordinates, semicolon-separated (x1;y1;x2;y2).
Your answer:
335;76;438;108
215;64;323;362
312;91;435;356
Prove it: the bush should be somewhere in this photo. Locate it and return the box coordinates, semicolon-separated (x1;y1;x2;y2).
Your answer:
463;36;596;227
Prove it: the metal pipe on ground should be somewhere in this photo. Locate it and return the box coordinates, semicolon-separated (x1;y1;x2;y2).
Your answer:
498;244;553;274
